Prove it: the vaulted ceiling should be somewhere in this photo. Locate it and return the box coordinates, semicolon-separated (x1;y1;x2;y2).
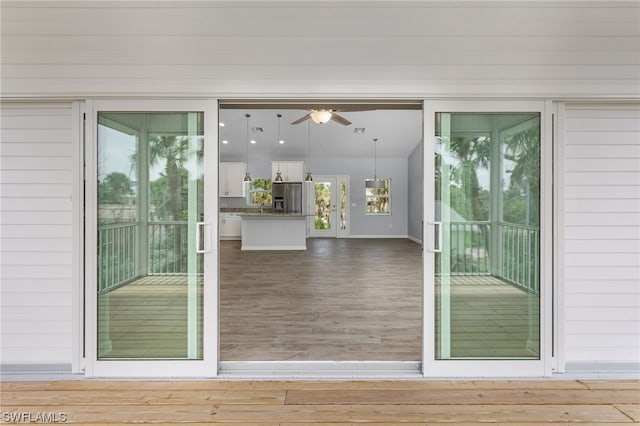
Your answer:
218;106;424;161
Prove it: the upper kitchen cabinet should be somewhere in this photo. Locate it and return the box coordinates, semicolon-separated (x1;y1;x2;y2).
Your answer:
272;161;304;182
220;162;247;197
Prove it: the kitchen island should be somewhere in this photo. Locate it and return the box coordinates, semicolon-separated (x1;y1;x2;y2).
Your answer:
240;214;307;250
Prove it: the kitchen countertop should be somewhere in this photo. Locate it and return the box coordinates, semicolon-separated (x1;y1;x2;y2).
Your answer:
220;208;308;218
239;213;306;219
220;207;271;214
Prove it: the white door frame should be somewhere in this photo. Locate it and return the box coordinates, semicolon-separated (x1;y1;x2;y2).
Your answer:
337;175;351;238
422;100;554;377
84;99;219;377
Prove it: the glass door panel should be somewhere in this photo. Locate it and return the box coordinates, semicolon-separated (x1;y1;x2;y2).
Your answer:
97;111;204;359
434;112;541;360
308;176;338;237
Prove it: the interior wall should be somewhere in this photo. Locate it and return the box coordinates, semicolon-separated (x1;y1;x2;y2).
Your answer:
221;157;410;237
407;141;424;242
310;157;409;237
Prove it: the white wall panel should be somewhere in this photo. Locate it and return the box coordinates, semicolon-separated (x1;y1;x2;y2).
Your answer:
1;1;638;98
562;103;640;367
0;102;74;366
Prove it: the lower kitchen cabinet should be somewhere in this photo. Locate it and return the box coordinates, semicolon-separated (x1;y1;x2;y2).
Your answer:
220;214;241;239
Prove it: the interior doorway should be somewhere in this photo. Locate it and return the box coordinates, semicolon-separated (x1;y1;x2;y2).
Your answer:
217;100;424;366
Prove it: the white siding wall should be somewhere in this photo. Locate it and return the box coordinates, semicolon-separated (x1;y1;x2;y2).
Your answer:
1;1;638;98
0;102;75;366
561;103;640;368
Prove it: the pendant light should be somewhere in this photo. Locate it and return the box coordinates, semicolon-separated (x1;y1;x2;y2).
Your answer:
305;119;313;182
243;113;252;182
274;113;284;182
366;138;385;188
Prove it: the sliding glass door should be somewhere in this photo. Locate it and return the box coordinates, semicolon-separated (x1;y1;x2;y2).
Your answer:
424;101;551;376
87;100;217;377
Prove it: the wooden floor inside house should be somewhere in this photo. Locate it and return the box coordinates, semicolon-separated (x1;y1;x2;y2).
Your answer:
2;379;638;424
220;238;423;361
99;238;539;361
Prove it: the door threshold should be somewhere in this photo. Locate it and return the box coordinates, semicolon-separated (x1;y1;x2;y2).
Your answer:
218;361;423;380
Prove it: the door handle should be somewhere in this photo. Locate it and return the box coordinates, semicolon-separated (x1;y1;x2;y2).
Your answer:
427;221;442;253
196;222;211;254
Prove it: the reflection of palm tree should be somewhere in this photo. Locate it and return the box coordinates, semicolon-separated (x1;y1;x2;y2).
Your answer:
504;126;539;190
449;135;491;220
148;135;189;221
503;125;540;225
147;135;190;272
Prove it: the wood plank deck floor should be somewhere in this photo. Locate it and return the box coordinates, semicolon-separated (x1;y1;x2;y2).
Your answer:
1;379;638;424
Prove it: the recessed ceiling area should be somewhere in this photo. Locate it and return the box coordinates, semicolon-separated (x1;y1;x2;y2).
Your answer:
218;101;424;162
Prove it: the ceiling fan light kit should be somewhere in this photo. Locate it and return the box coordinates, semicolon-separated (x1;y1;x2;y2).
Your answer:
291;109;353;126
310;110;333;124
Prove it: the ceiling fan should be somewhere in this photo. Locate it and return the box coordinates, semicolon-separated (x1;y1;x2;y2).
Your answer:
291;109;352;126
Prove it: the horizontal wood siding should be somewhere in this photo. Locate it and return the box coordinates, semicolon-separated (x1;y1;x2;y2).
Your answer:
1;1;638;97
562;103;640;366
0;102;74;365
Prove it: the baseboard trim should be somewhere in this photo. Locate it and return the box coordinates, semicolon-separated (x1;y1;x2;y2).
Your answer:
349;235;410;239
565;361;640;373
1;363;72;372
219;361;423;379
407;235;422;244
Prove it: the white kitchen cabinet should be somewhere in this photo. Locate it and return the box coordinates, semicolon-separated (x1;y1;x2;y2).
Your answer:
271;160;304;182
220;162;246;197
220;213;242;239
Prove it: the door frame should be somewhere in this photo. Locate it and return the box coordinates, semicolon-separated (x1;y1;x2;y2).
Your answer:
337;175;351;238
307;175;338;238
80;97;554;378
422;100;554;377
83;99;219;377
307;174;350;238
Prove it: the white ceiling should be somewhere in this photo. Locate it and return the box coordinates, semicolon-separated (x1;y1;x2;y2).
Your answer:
218;107;424;162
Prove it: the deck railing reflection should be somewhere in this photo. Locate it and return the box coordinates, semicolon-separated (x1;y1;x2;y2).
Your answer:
98;222;137;293
435;221;540;293
99;220;539;294
499;222;540;293
98;221;201;293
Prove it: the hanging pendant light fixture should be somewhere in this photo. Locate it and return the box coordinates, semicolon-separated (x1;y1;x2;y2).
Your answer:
275;113;284;182
366;138;385;188
243;113;252;182
305;119;313;182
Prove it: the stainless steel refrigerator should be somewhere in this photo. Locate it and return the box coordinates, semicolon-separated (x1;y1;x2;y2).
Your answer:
272;182;302;214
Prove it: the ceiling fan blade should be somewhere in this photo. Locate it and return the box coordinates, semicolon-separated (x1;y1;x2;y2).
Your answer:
291;114;311;125
330;113;352;126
